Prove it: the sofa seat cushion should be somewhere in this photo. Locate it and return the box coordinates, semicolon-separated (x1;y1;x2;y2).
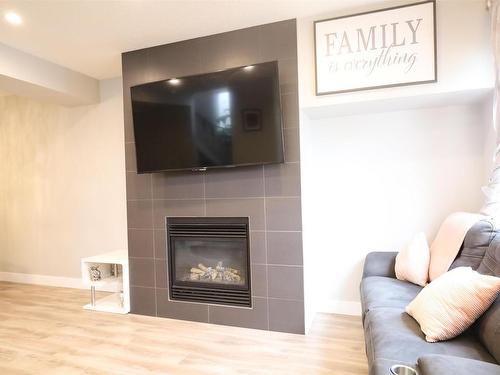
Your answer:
418;354;500;375
364;308;496;366
360;276;422;319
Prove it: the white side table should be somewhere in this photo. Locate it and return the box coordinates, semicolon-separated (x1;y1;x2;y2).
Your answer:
81;250;130;314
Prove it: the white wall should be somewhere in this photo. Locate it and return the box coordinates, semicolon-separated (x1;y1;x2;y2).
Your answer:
0;78;127;280
482;96;496;186
298;0;496;322
301;104;491;315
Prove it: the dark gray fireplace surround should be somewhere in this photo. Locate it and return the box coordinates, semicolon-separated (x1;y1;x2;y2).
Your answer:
122;19;304;334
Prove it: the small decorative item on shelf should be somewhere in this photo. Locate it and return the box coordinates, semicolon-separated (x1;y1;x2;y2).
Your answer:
89;265;101;282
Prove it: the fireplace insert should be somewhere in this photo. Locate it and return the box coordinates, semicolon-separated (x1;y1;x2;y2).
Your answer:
167;217;251;307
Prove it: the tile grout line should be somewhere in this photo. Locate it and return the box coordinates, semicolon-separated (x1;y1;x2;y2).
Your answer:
203;171;209;323
262;164;270;331
150;173;158;316
128;228;302;233
203;172;207;217
127;195;301;202
127;290;301;305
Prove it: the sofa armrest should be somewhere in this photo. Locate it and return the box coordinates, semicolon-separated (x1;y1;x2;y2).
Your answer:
418;355;500;375
362;252;397;279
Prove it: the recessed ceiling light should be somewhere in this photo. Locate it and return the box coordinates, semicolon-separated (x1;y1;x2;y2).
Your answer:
4;11;22;26
168;78;180;85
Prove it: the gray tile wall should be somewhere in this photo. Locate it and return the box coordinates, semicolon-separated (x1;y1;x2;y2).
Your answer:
122;19;304;334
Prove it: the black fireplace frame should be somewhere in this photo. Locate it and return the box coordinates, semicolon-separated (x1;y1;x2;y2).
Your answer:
166;217;252;307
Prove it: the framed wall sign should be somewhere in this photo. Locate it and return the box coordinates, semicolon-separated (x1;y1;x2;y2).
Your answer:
314;0;437;95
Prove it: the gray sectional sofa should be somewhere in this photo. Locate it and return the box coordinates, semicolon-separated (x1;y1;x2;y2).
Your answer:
360;218;500;375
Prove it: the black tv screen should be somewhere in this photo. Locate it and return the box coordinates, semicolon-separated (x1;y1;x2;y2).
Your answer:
131;61;284;173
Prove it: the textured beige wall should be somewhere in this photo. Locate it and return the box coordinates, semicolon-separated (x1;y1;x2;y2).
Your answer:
0;78;127;278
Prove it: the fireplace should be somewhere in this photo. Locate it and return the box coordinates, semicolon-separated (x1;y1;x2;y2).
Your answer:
167;217;251;307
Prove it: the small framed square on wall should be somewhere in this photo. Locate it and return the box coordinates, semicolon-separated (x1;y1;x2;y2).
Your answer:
314;0;437;95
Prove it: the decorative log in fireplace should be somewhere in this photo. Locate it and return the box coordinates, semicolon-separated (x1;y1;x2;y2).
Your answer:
167;217;251;307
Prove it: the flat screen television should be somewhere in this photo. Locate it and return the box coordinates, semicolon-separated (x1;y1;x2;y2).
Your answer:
131;61;284;173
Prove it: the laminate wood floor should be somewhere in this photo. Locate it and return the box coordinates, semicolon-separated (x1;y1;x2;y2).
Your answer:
0;282;368;375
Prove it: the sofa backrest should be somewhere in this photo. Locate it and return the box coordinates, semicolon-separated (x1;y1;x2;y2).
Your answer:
477;231;500;277
474;229;500;363
450;218;498;270
448;217;499;363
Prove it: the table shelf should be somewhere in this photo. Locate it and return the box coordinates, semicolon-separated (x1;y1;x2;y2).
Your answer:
81;250;129;314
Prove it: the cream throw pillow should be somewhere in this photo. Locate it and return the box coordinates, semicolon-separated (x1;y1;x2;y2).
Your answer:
395;232;430;287
406;267;500;342
428;212;482;281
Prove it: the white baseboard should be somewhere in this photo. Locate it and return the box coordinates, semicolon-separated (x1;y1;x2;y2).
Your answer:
317;299;362;316
0;272;123;293
0;272;84;289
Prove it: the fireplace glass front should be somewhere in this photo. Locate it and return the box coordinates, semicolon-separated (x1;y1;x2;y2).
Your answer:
167;217;251;307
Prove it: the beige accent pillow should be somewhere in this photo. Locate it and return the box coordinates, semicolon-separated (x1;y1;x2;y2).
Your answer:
395;232;430;287
428;212;482;281
406;267;500;342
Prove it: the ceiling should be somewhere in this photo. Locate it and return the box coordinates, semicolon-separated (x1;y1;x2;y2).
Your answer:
0;0;378;80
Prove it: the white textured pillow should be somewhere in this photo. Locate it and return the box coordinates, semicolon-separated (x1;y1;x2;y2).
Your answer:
428;212;482;281
406;267;500;342
395;232;430;287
